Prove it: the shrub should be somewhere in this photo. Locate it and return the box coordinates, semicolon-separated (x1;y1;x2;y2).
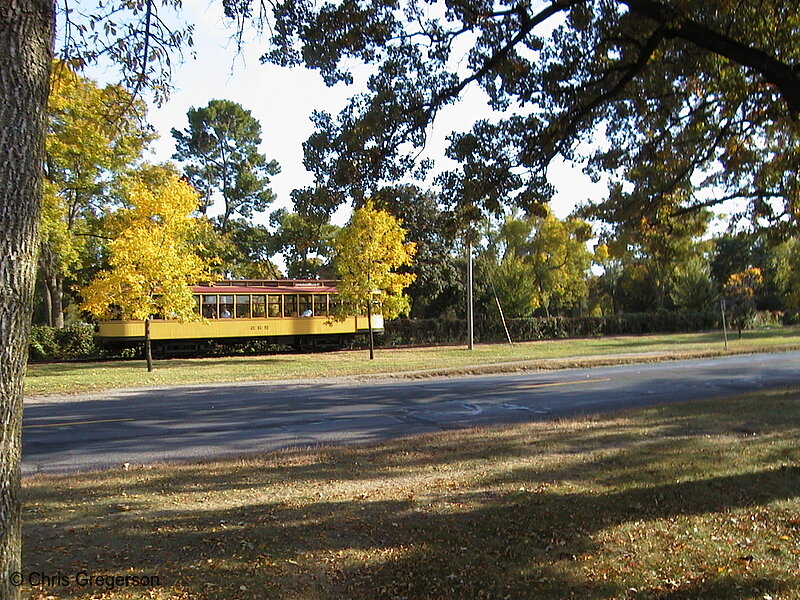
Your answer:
29;323;97;361
783;312;800;326
29;326;59;361
750;311;784;328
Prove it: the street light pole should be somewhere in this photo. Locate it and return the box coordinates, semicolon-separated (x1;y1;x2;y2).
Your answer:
467;238;474;351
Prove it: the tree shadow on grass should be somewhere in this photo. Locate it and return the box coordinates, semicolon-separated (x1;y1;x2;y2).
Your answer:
21;390;800;600
26;355;299;378
22;465;800;600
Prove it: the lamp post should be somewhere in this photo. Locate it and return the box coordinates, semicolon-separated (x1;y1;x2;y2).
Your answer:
467;238;474;351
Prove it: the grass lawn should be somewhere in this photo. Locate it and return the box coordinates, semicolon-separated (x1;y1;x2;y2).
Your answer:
24;326;800;396
22;386;800;599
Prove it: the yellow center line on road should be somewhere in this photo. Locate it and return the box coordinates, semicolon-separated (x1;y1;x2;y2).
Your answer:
23;417;135;429
514;377;612;389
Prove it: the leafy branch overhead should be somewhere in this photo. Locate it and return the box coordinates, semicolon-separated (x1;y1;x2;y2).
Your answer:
252;0;800;231
56;0;194;106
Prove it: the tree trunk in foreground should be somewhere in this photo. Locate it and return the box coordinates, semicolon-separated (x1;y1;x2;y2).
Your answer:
0;3;53;598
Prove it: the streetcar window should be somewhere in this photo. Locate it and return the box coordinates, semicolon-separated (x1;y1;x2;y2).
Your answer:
298;294;312;317
252;295;267;318
313;294;327;316
202;295;218;319
329;294;340;316
220;295;234;318
235;295;251;318
193;295;201;316
268;295;281;317
283;294;298;317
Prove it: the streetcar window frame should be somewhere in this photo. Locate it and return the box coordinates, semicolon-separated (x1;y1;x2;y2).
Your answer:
235;294;251;319
202;295;218;319
283;294;298;317
312;294;326;316
197;290;337;319
329;294;340;317
268;295;281;317
219;295;234;318
252;295;267;318
298;294;312;317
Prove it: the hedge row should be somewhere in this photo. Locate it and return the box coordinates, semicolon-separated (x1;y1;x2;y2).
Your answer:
28;310;794;360
380;312;723;346
29;324;97;361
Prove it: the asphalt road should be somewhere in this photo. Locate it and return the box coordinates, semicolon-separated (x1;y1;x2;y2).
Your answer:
22;351;800;476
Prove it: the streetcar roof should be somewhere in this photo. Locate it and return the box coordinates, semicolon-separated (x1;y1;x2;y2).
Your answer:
192;284;339;295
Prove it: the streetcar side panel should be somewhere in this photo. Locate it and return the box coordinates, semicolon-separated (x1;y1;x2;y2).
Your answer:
97;314;382;342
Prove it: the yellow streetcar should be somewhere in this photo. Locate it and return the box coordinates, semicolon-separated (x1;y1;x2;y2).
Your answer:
96;279;383;354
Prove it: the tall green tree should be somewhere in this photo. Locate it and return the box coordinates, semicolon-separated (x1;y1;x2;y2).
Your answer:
710;233;784;310
223;219;283;279
669;254;717;312
486;252;541;319
371;186;461;318
481;212;594;317
268;209;340;279
41;62;153;328
587;198;712;311
334;202;416;360
711;234;760;289
771;238;800;311
172;99;280;232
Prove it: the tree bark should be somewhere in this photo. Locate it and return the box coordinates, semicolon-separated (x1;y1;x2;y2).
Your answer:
145;317;154;372
42;276;53;327
366;297;374;361
0;2;53;598
41;266;64;328
51;274;64;328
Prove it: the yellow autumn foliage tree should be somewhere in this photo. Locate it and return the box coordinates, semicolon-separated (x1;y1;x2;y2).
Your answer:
42;61;153;327
81;169;212;370
334;201;416;359
723;267;764;338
